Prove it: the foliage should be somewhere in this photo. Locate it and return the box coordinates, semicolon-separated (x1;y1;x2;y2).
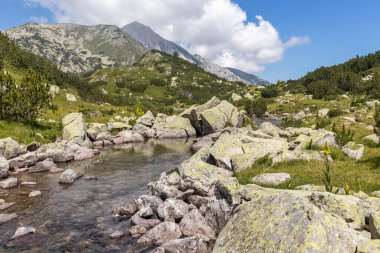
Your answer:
243;98;267;117
327;108;343;118
135;104;145;118
332;122;354;147
260;85;279;98
315;116;331;129
242;116;256;129
321;142;337;193
280;117;304;128
0;71;51;121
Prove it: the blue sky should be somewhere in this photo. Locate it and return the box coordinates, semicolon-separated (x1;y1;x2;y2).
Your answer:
1;0;380;82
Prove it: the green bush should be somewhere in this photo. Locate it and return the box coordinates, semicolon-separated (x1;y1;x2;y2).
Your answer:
150;77;167;86
327;108;343;118
315;116;331;129
261;85;279;98
280;117;304;128
332;122;354;147
243;98;267;117
125;80;148;93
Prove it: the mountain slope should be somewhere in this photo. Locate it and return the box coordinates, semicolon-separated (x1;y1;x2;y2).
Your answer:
227;67;270;85
5;23;147;73
121;21;197;63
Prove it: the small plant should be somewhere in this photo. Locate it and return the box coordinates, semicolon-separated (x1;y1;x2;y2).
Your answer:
315;115;331;129
343;184;351;195
322;142;338;193
280;117;303;128
327;108;343;118
332;122;354;147
374;104;380;135
135;105;145;118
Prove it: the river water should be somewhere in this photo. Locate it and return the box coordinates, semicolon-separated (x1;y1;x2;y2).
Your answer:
0;139;194;253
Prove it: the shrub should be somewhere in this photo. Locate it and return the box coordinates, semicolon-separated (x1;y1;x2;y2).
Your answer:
332;122;354;147
244;98;267;117
150;77;167;87
260;85;279;98
280;117;304;128
315;116;331;129
125;80;148;93
327;108;343;118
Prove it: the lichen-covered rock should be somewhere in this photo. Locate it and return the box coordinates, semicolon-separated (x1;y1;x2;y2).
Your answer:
259;122;290;138
130;214;161;230
318;108;330;118
178;158;233;196
0;137;22;159
200;100;242;135
272;150;323;165
112;202;138;220
87;123;110;141
295;129;337;150
363;134;379;145
356;239;380;253
231;93;242;102
293;110;306;120
369;212;380;239
132;124;155;138
157;198;189;222
342;142;364;160
153;116;196;139
252;173;291;187
59;169;82;184
0;155;9;179
213;190;359;253
62;113;88;144
179;209;216;241
112;130;144;144
209;133;244;170
160;235;209;253
190;137;214;151
137;222;182;246
137;110;155;127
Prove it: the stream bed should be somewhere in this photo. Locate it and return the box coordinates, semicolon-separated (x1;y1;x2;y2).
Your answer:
0;139;194;253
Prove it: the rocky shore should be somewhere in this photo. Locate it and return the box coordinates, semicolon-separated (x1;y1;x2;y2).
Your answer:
1;97;380;252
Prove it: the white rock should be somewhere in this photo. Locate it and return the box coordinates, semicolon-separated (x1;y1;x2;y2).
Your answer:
11;227;36;239
29;190;41;197
252;173;291;187
66;93;77;102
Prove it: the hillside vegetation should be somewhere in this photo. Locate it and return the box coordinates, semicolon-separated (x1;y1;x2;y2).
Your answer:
285;51;380;99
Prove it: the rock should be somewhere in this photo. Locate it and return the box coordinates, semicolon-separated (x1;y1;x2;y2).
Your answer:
137;206;154;218
293;110;306;120
137;222;182;246
62;113;88;144
252;173;291;187
87;123;110;141
50;167;64;173
356;239;380;253
110;230;123;239
342;142;364;160
29;158;57;173
318;108;330;118
259;122;290;138
11;227;36;239
231;93;242;102
0;202;16;210
112;130;144;144
294;129;337;150
49;84;60;96
130;214;161;230
179;209;216;241
129;225;147;238
137;110;155;127
187;195;209;209
365;100;380;109
26;142;41;152
363;134;379;145
353;191;369;200
107;122;131;131
39;142;78;163
0;155;9;178
112;202;138;220
0;177;17;189
73;147;98;161
66;93;77;102
200;100;243;135
372;191;380;197
59;169;82;184
160;235;209;253
135;195;164;214
132;124;155;138
0;137;22;159
190;137;214;151
20;181;37;186
370;212;380;239
83;175;98;180
157;198;189;222
213;190;359;253
28;190;41;198
151;182;184;200
0;213;17;224
178;158;233;196
272;150;323;165
154;116;196;139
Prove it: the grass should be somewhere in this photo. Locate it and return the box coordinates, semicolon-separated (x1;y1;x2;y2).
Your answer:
235;144;380;193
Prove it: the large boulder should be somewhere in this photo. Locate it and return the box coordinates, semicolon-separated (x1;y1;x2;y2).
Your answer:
137;110;155;127
112;130;144;144
259;122;290;138
0;156;9;179
342;142;364;160
153;116;196;139
62;113;89;144
179;209;216;241
0;137;22;159
160;235;209;253
214;189;359;253
272;150;323;165
132;124;155;138
137;222;182;246
200;100;243;135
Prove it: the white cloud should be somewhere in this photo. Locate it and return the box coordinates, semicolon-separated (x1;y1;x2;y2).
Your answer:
25;0;309;73
30;16;48;23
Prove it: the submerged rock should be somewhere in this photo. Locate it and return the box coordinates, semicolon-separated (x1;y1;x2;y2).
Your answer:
11;227;36;239
59;169;82;184
0;213;18;224
29;158;57;173
0;177;17;189
0;155;9;179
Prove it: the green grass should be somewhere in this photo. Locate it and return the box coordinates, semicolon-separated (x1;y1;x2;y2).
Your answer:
235;146;380;193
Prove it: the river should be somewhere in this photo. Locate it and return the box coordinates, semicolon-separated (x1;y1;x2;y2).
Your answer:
0;139;194;253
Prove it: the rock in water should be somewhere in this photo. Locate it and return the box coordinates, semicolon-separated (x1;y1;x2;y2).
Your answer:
137;222;182;246
29;191;41;198
59;169;82;184
62;113;88;144
252;173;291;187
0;177;17;189
0;213;18;224
11;227;36;239
0;137;22;159
137;110;155;127
0;155;9;179
160;235;209;253
213;191;358;253
29;158;57;173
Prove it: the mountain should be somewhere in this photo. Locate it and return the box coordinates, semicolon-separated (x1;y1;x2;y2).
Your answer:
121;21;197;63
227;67;271;85
5;23;147;73
122;22;269;85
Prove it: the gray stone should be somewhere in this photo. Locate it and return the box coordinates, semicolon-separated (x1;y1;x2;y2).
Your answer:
252;173;291;187
62;113;89;144
113;130;144;144
157;198;189;222
369;212;380;239
342;142;364;160
132;124;155;138
0;177;17;189
179;209;216;241
137;110;155;127
137;222;182;246
160;235;209;253
0;137;22;159
29;158;56;173
0;155;9;178
59;169;82;184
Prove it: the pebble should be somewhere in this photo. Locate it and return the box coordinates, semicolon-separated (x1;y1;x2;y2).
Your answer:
21;182;37;186
110;230;124;238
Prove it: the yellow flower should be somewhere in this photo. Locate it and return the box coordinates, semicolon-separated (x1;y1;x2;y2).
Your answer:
322;142;332;156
